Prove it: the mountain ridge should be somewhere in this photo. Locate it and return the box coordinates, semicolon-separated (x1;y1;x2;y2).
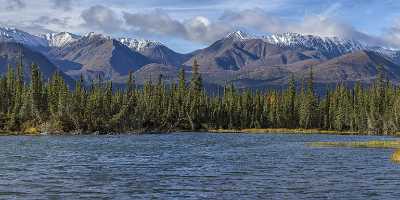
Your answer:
1;26;400;89
0;42;75;86
1;27;399;57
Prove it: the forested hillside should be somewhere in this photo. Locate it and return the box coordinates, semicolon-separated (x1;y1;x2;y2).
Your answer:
0;60;398;135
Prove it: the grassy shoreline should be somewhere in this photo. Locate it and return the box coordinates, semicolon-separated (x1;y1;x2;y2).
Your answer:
1;128;400;137
208;128;400;136
309;141;400;149
308;140;400;163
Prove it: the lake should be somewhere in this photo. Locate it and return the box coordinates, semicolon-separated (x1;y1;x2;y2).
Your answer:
0;133;399;199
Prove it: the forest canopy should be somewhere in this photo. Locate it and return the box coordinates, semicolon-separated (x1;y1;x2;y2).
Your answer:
0;60;397;135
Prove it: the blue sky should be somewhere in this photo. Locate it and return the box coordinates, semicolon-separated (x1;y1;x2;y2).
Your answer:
1;0;400;52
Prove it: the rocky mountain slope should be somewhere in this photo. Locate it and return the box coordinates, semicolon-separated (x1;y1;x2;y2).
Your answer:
42;32;81;48
0;27;48;48
182;31;400;88
48;33;152;82
0;42;74;86
1;26;400;89
117;37;191;67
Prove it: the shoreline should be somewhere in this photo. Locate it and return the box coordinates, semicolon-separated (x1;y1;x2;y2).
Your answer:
1;128;399;137
208;128;400;137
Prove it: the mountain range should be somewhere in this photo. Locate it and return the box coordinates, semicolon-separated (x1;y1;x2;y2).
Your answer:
1;27;400;89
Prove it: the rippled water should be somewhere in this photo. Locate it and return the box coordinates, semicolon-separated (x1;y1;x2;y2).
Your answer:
0;133;400;199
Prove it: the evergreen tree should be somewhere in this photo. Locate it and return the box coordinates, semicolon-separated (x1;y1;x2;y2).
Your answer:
0;61;398;135
188;59;203;130
299;68;317;129
30;64;44;123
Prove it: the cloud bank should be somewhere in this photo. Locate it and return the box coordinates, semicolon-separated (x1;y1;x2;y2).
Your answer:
386;18;400;48
81;5;123;33
51;0;73;11
123;10;232;43
120;7;391;47
7;0;26;10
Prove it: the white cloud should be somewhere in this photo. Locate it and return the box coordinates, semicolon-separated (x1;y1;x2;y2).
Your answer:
183;16;232;42
122;7;381;45
219;8;389;47
51;0;73;11
386;18;400;48
123;9;232;43
6;0;26;10
81;5;124;33
220;8;286;33
123;9;186;37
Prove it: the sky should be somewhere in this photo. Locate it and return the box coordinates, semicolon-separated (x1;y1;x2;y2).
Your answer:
1;0;400;53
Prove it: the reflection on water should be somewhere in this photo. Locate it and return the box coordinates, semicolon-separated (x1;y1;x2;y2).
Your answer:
0;133;399;199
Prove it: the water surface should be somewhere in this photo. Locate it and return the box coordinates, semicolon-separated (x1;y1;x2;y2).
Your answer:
0;133;399;199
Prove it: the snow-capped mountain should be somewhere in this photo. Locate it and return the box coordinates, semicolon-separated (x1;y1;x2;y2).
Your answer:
224;30;366;56
117;37;189;67
0;26;172;55
83;32;113;40
225;30;252;41
117;38;163;52
368;46;400;61
0;27;48;47
222;30;400;60
75;34;164;52
42;32;81;47
262;32;365;56
0;27;83;48
1;26;400;88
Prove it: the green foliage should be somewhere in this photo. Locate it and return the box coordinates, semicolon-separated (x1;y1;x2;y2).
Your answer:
0;62;399;135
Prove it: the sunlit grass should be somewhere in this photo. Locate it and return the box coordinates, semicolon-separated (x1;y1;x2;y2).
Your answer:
208;129;242;133
310;140;400;163
24;127;40;135
391;149;400;163
309;140;400;149
210;128;359;135
241;128;357;134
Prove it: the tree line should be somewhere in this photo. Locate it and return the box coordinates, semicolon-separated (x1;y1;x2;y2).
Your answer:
0;60;398;135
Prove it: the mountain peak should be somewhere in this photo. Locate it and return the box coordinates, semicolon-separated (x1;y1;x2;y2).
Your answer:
0;26;18;32
0;26;48;47
262;32;365;56
263;32;361;45
219;31;369;57
83;32;112;40
225;30;251;41
42;32;81;47
118;37;163;52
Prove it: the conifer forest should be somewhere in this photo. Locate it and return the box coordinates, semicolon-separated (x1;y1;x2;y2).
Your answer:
0;60;398;135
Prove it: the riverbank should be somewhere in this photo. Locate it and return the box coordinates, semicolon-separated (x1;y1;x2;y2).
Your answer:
310;140;400;149
2;127;400;137
309;140;400;163
208;128;400;136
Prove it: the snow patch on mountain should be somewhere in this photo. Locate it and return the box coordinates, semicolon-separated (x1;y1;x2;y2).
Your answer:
117;38;163;51
83;32;113;40
42;31;165;52
262;32;365;55
225;30;252;41
0;27;48;47
1;25;399;64
42;32;81;47
224;30;400;60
